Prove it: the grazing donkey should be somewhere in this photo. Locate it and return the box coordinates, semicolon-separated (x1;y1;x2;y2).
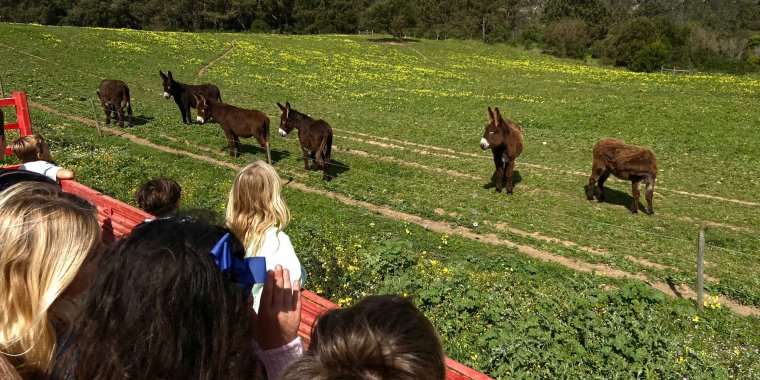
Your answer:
587;138;658;215
479;107;523;193
97;79;133;127
159;70;221;124
195;94;271;163
277;102;333;181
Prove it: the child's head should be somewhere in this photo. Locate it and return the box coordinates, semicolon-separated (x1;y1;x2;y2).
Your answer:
226;160;290;252
12;133;51;163
134;178;182;217
0;182;100;375
58;217;256;379
281;295;446;380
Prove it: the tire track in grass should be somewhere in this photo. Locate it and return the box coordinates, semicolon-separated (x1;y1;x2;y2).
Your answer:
29;101;760;317
336;135;756;235
335;128;760;207
194;40;237;83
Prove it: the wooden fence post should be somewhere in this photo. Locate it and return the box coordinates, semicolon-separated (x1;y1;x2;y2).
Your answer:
0;75;5;98
697;229;705;311
90;99;104;138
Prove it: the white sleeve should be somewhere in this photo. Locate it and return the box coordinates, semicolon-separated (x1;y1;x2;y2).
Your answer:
261;230;303;286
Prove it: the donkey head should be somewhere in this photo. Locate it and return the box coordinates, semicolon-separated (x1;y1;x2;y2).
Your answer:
480;107;508;150
277;101;295;137
194;94;210;124
159;70;175;99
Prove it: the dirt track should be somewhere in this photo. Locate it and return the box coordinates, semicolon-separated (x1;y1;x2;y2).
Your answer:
28;100;760;317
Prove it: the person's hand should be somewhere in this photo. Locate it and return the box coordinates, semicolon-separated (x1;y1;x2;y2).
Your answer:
255;265;302;350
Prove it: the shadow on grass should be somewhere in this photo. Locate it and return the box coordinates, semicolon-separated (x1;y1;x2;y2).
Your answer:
482;170;522;191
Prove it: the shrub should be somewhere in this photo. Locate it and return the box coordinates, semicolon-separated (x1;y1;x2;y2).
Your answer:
543;18;590;59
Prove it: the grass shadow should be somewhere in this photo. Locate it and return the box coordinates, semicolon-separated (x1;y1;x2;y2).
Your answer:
367;37;420;44
239;144;291;163
130;114;154;126
584;184;646;213
483;170;522;190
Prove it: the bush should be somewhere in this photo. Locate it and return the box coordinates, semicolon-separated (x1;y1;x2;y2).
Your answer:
629;40;670;72
543;18;590;59
250;19;270;33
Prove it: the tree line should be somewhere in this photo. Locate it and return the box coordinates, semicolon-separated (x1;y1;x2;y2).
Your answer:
2;0;760;73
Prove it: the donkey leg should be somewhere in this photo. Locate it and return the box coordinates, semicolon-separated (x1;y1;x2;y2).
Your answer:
127;102;134;127
587;163;604;201
322;154;331;181
644;176;655;215
103;106;112;126
117;107;125;127
232;135;241;158
266;141;272;165
493;155;503;193
505;159;516;194
301;147;310;170
597;171;610;202
630;180;641;214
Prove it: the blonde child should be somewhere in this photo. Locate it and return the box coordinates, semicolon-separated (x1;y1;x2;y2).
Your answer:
0;182;100;377
12;134;74;181
226;161;304;311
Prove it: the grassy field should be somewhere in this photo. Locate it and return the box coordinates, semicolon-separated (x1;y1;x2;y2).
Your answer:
1;23;759;378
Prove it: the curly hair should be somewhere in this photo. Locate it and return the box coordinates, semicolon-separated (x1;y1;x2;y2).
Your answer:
281;295;446;380
0;182;100;377
55;217;257;380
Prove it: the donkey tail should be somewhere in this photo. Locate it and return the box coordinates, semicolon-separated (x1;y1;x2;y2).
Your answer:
316;133;332;169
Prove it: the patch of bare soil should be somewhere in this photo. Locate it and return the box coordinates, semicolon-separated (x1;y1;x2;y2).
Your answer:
195;40;237;83
30;101;759;317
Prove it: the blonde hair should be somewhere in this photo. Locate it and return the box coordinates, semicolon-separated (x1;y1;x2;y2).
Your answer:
226;161;290;256
0;182;100;376
12;133;45;163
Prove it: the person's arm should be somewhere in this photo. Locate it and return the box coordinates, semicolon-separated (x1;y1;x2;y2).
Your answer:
254;265;303;379
55;168;75;180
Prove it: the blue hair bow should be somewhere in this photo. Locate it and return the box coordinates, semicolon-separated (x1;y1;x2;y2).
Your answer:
210;233;266;293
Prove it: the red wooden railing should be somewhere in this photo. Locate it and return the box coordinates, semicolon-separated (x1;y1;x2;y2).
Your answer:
0;92;34;156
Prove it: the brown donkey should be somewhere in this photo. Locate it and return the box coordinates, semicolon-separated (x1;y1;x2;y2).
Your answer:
479;107;523;193
97;79;133;127
195;94;271;163
277;102;333;181
586;138;658;215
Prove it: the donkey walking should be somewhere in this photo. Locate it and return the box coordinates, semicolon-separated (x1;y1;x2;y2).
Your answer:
195;94;271;163
479;107;523;193
277;102;333;181
160;70;221;124
586;138;658;215
97;79;133;127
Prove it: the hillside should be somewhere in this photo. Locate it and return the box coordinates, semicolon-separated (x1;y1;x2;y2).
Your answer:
1;24;759;377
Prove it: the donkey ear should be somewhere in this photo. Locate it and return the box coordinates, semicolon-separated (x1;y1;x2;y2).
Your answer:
285;101;291;110
277;102;286;112
167;71;173;80
159;70;166;79
487;107;495;123
494;107;504;122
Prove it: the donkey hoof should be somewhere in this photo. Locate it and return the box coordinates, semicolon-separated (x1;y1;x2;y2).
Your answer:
495;188;502;193
631;209;639;214
646;209;655;216
507;190;513;195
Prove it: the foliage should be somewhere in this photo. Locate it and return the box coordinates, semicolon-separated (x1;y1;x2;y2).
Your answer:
359;0;416;39
543;18;590;59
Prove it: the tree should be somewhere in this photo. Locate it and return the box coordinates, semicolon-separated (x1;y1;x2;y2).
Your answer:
359;0;418;39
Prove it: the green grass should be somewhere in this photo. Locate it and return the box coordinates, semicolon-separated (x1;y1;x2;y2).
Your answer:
1;23;759;378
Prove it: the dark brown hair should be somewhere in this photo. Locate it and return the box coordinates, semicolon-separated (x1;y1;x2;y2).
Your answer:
134;178;181;217
281;295;446;380
54;217;256;380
